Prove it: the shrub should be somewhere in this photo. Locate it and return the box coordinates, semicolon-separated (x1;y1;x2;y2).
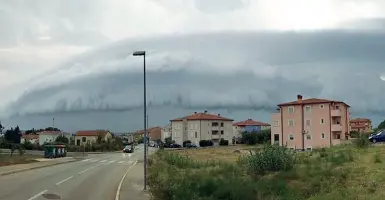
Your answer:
219;139;229;146
353;133;370;149
183;140;192;147
240;145;296;175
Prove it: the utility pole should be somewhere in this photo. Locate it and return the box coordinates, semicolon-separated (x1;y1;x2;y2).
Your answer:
53;117;55;130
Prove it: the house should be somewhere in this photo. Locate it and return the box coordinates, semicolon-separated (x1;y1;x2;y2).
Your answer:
161;123;172;142
21;134;39;144
135;127;163;142
271;94;350;150
233;118;270;138
350;118;372;133
74;130;112;146
38;131;71;145
170;111;234;146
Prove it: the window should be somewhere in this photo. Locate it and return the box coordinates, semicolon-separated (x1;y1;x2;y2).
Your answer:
212;122;219;126
289;134;294;140
220;123;224;127
306;119;311;126
288;106;294;113
306;134;312;140
195;124;198;129
273;121;280;127
288;120;294;126
221;130;224;135
319;104;324;109
321;133;325;139
336;105;340;109
306;147;312;151
305;106;311;113
195;132;197;138
320;118;325;124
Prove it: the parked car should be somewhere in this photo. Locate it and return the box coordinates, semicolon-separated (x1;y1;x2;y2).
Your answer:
369;130;385;143
186;143;197;148
170;144;182;148
123;145;134;153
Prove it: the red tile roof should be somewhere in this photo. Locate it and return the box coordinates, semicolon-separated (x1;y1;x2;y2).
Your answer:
37;131;63;135
278;98;350;107
233;119;270;126
350;118;371;123
75;130;109;137
135;127;162;141
351;124;368;128
170;112;233;121
21;134;39;140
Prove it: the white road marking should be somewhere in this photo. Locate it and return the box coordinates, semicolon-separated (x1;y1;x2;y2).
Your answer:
118;161;125;164
91;159;98;163
82;159;90;162
108;160;116;164
99;160;107;163
55;176;73;185
78;163;102;175
27;190;47;200
115;160;138;200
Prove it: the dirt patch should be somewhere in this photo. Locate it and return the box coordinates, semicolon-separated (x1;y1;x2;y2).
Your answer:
0;154;40;167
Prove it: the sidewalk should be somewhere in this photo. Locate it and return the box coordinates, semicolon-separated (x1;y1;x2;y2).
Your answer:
0;157;77;176
119;162;152;200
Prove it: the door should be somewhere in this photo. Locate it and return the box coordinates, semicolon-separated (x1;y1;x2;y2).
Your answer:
274;134;279;145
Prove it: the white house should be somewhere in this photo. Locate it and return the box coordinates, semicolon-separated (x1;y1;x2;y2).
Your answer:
21;134;39;144
38;131;72;145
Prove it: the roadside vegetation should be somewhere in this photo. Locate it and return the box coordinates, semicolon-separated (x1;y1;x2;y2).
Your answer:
149;137;385;200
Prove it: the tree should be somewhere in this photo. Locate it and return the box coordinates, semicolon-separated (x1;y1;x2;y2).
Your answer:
378;120;385;130
0;121;3;134
55;135;69;144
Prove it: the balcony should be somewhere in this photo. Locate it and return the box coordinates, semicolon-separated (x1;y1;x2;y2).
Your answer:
212;134;221;139
331;109;341;117
331;124;342;132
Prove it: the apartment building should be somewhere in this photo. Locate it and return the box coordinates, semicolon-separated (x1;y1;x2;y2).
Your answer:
233;118;270;138
161;123;172;142
271;95;350;150
135;126;163;142
350;118;372;133
170;111;234;146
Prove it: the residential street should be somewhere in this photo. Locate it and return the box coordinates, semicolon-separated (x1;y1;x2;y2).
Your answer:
0;145;151;200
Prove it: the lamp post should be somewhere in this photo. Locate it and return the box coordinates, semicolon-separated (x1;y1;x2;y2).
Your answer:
132;50;148;190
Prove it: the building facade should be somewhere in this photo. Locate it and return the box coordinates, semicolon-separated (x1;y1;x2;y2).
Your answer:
170;111;234;146
233;118;270;138
161;123;172;142
135;126;163;142
350;118;372;133
271;95;350;150
38;131;72;145
74;130;112;146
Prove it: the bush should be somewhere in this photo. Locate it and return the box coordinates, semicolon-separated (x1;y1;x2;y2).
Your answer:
240;145;296;175
199;140;213;147
219;139;229;146
183;140;192;147
353;133;370;149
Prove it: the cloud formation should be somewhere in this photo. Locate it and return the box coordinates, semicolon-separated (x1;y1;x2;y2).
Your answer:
2;31;385;120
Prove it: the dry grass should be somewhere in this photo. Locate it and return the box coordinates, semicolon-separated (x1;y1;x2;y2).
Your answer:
0;154;40;167
171;145;261;162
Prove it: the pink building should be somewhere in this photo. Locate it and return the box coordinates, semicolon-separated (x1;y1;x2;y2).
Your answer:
271;94;350;150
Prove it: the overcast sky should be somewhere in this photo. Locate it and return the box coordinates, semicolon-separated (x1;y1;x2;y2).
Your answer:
1;0;385;132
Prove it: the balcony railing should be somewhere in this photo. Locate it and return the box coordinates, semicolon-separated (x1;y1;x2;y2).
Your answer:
331;109;341;117
331;124;342;132
212;134;221;139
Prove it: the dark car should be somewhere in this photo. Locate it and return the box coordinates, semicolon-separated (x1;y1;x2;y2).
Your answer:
369;130;385;143
170;144;182;148
123;145;134;153
186;143;197;148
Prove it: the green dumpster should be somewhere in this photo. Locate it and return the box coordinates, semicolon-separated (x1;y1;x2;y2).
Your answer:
44;144;67;158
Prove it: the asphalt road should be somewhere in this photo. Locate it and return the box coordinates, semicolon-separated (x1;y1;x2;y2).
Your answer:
0;145;147;200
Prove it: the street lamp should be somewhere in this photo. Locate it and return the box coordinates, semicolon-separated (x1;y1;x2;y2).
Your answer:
132;50;148;190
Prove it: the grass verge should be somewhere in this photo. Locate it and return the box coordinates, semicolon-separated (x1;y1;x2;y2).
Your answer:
0;154;40;167
149;143;385;200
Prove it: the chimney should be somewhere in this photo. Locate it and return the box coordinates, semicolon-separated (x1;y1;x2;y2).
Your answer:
194;112;197;114
297;94;303;101
217;114;220;116
204;110;207;114
248;117;252;120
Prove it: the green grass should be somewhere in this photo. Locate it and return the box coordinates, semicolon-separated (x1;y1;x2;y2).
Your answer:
149;143;385;200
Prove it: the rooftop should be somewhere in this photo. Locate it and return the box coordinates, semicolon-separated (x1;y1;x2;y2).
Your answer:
233;119;270;126
170;112;233;122
278;94;350;107
75;130;109;137
350;118;371;122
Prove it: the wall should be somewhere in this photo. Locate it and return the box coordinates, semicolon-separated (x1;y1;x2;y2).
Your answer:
271;113;281;145
303;103;332;149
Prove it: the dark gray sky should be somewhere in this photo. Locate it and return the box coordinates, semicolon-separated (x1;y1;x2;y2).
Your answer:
1;0;385;132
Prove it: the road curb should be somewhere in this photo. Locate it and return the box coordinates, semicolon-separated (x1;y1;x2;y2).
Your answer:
0;160;78;177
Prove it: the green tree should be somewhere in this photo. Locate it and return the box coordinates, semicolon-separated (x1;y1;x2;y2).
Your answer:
378;120;385;130
55;135;69;144
0;121;3;135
